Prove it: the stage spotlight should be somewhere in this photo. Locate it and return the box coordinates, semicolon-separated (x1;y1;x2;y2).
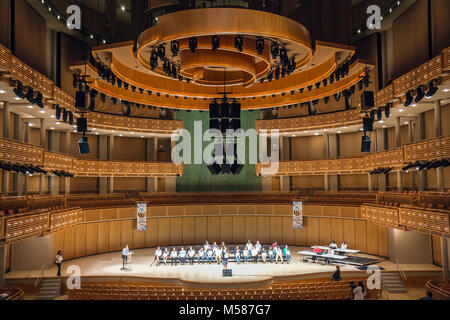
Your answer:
404;90;414;106
377;108;382;121
13;81;26;99
212;36;220;51
271;43;279;59
235;36;243;52
189;37;197;52
171;40;179;57
329;73;335;84
55;105;62;120
256;38;264;55
34;93;44;109
72;74;79;89
363;116;374;132
124;82;129;90
68;112;73;125
323;78;328;87
157;45;166;60
111;74;116;86
100;93;106;103
307;85;312;92
334;92;341;101
361;135;372;152
150;51;158;70
324;97;330;104
315;82;320;89
131;86;136;92
274;66;280;80
139;88;144;94
426;80;438;98
117;79;122;88
415;86;425;103
267;71;273;82
78;136;90;154
25;87;35;103
385;104;391;118
299;88;304;93
358;81;363;91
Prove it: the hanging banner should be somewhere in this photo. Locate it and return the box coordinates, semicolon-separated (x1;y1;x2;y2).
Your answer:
293;201;303;229
137;203;147;231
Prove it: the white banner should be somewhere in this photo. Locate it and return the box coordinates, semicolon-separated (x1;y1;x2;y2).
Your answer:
293;201;303;229
137;203;147;231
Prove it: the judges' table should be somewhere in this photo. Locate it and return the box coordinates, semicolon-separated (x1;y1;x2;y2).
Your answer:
298;251;348;264
310;246;360;256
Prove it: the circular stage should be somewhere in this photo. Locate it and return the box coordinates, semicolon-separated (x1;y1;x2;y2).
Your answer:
46;246;384;287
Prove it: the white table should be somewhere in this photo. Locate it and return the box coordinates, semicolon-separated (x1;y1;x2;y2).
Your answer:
311;246;360;256
298;251;348;264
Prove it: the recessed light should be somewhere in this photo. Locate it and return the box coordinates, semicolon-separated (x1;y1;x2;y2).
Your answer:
337;131;341;134
398;109;404;112
378;120;384;123
0;90;6;94
443;89;449;92
112;130;115;133
95;132;99;135
292;135;296;137
119;134;123;137
131;132;135;134
314;133;319;136
93;128;96;131
382;125;387;128
343;127;347;129
40;110;46;113
304;131;308;133
50;127;55;130
50;115;55;118
412;104;417;107
27;105;34;109
141;136;144;138
28;123;34;127
14;97;21;100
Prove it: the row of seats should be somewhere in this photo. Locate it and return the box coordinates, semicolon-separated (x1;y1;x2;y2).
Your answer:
66;193;134;208
68;279;381;300
0;287;24;300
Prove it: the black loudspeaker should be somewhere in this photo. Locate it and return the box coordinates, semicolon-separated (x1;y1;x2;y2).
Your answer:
220;102;230;118
209;119;220;132
363;117;374;132
385;105;391;118
55;105;62;120
230;101;241;118
361;91;375;111
75;91;86;110
231;119;241;131
78;137;90;154
361;135;372;153
220;119;230;133
76;117;88;133
209;102;220;118
68;112;74;125
62;108;68;122
223;269;232;277
376;108;382;121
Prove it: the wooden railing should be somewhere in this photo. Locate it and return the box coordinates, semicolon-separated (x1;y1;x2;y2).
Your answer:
425;279;450;300
0;137;182;177
362;204;450;238
257;136;450;175
0;42;182;133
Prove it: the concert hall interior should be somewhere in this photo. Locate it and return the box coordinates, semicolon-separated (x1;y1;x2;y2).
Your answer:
0;0;449;303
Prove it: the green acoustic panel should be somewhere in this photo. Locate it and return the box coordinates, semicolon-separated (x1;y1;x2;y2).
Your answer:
175;110;261;192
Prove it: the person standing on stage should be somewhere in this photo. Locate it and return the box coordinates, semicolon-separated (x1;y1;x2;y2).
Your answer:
204;241;210;251
275;246;283;264
121;245;129;269
255;241;262;253
188;246;195;265
246;240;253;257
222;247;229;269
198;247;205;264
283;245;291;264
206;246;214;264
56;251;63;277
179;247;187;265
155;246;162;266
170;248;178;266
252;246;259;264
162;247;169;265
268;246;274;263
261;248;267;263
235;246;241;264
243;247;249;264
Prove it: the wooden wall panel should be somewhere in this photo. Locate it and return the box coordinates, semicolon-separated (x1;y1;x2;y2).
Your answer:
207;217;221;243
220;217;233;243
86;223;98;256
97;222;110;254
182;217;195;245
232;217;245;243
63;226;75;260
432;235;442;266
331;219;344;244
319;218;331;245
109;221;122;252
194;217;207;243
133;229;146;249
245;217;258;242
306;217;320;246
74;224;87;258
169;217;183;245
366;222;379;255
257;217;271;244
377;225;389;258
157;219;170;246
343;220;356;249
282;217;295;244
121;220;133;248
270;217;283;243
294;226;307;246
53;230;63;258
354;220;366;252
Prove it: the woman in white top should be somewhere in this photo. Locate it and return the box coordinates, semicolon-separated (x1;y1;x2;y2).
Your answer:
188;246;195;265
251;247;259;263
170;248;178;266
155;246;162;266
341;241;348;250
179;247;187;265
56;251;63;277
353;281;366;300
243;248;249;264
204;241;210;251
214;245;222;264
162;248;169;265
206;248;214;264
261;248;267;263
255;241;262;252
235;246;241;264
